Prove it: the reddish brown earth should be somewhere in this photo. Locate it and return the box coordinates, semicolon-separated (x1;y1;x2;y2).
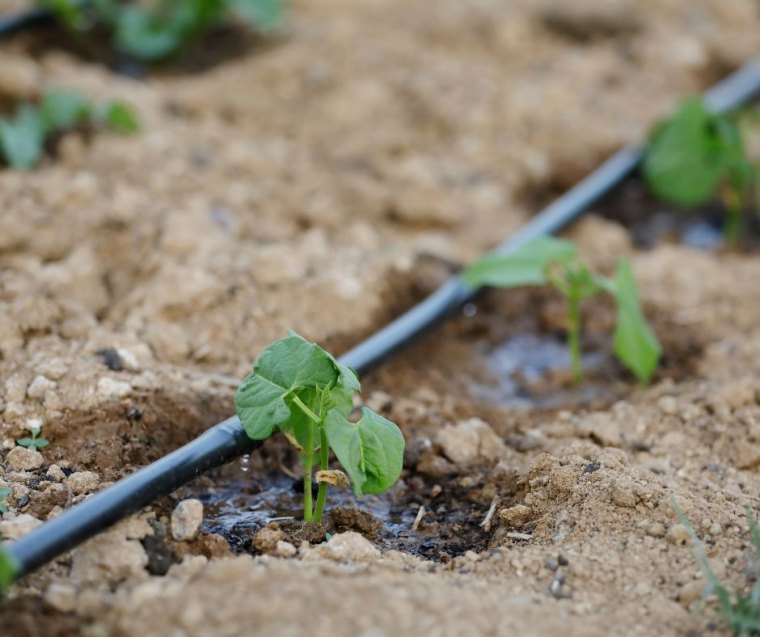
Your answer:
1;1;760;636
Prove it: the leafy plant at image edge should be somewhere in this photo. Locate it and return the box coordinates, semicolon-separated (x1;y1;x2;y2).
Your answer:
0;88;138;170
235;332;404;523
674;503;760;636
0;487;10;515
643;98;757;243
0;544;18;594
40;0;283;62
461;236;661;384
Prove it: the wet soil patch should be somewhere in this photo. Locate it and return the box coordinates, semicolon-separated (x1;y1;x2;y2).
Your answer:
193;457;496;562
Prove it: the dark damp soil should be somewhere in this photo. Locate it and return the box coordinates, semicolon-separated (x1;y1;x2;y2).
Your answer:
190;459;499;563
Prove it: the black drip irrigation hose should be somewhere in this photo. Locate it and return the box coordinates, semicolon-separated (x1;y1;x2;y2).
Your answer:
7;57;760;581
0;8;53;37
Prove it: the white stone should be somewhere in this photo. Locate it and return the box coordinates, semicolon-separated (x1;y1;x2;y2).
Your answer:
27;375;57;400
171;499;204;541
303;531;380;562
97;377;132;399
65;471;100;495
435;418;505;465
0;513;42;540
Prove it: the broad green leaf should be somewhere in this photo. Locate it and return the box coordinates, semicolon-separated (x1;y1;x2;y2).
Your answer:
230;0;284;32
0;106;45;170
95;102;140;134
0;544;17;594
461;237;577;288
609;260;661;383
643;99;742;207
235;334;339;440
324;407;404;497
41;90;91;132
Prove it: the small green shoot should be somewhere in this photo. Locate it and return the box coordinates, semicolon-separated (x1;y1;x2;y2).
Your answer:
0;89;138;169
462;237;661;384
0;488;10;515
40;0;283;63
674;504;760;636
644;99;756;244
0;544;18;594
17;425;49;452
235;332;404;523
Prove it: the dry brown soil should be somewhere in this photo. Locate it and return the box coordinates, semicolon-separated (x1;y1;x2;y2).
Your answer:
1;0;760;636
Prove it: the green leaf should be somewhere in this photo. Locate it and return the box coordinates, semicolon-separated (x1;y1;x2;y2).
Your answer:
33;439;50;450
324;407;405;497
16;438;33;449
115;6;187;61
229;0;284;32
461;237;577;288
0;106;45;170
643;99;743;207
609;260;661;383
41;89;91;133
235;334;340;440
0;544;18;594
40;0;86;28
96;102;140;134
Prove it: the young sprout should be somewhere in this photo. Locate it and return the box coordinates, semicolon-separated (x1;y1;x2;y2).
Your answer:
17;425;49;452
644;99;756;244
0;544;17;594
0;89;139;170
462;237;661;384
235;332;404;523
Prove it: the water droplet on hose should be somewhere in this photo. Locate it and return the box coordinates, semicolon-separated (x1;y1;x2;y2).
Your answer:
240;454;250;473
463;303;477;318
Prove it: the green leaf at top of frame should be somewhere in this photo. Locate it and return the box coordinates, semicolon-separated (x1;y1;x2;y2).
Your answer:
324;407;405;497
229;0;284;33
460;236;577;288
0;106;46;170
235;332;359;442
643;99;746;208
608;259;661;384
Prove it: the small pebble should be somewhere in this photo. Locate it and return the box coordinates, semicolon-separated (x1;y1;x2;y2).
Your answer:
27;375;56;400
47;464;67;482
6;447;44;471
171;499;203;541
65;471;100;495
666;524;692;546
45;583;77;613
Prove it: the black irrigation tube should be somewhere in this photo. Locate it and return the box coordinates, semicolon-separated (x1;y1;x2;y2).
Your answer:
0;7;53;37
5;51;760;580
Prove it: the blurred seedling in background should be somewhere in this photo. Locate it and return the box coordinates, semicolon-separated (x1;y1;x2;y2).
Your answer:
235;332;404;523
674;504;760;636
17;424;49;452
0;488;10;515
0;88;138;169
644;99;759;244
462;237;661;384
40;0;283;63
0;544;17;594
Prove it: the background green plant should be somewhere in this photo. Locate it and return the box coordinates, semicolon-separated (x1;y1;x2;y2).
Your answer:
675;504;760;636
0;89;138;169
235;333;404;523
644;99;758;243
40;0;283;62
462;237;661;383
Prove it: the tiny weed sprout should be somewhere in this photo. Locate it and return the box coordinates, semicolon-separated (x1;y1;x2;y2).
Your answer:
644;98;757;244
40;0;283;63
674;504;760;636
17;425;49;452
0;89;139;170
235;332;404;523
462;237;661;384
0;487;10;515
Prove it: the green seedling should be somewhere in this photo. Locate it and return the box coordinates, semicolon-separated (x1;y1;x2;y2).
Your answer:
644;98;757;244
0;89;139;169
0;488;10;515
17;426;49;452
462;237;661;384
40;0;283;63
0;544;18;594
674;504;760;636
235;332;404;523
